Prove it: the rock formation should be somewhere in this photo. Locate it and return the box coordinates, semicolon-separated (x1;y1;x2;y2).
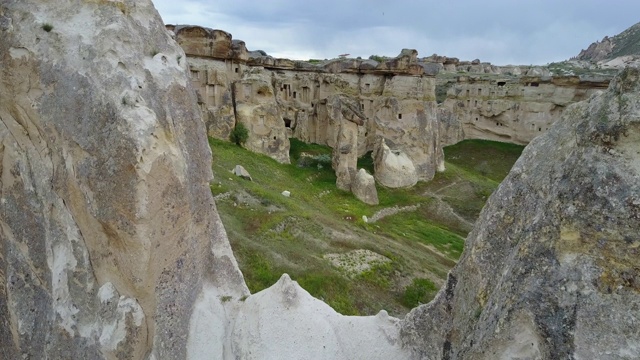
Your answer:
230;274;406;359
401;67;640;359
2;1;639;359
576;21;640;62
438;74;609;145
373;139;419;188
0;1;247;358
170;25;444;188
352;169;379;205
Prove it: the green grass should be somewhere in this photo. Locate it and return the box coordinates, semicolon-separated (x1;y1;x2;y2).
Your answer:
209;137;523;316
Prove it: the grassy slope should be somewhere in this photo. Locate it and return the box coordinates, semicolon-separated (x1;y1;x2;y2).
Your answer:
210;137;523;316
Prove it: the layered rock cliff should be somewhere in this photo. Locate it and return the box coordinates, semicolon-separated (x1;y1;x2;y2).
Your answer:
170;25;444;187
438;73;609;145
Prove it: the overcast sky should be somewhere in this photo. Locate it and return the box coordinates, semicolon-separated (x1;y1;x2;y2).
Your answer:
154;1;640;65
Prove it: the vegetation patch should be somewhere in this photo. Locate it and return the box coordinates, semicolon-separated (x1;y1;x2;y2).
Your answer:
208;136;523;316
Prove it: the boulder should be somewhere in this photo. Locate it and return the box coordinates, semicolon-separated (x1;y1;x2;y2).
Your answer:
232;165;252;181
373;139;418;188
352;169;379;205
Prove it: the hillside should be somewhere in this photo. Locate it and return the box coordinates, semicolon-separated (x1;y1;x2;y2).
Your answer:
210;137;523;316
576;21;640;62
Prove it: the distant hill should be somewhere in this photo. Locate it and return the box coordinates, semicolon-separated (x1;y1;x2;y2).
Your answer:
576;22;640;62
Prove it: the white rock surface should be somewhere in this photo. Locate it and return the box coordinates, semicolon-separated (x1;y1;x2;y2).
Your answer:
232;164;253;181
231;274;410;360
373;139;419;188
352;168;379;205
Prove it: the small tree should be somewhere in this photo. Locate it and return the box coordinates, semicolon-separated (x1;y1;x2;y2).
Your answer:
229;122;249;146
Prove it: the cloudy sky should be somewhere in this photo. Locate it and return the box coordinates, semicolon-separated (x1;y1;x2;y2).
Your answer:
154;0;640;65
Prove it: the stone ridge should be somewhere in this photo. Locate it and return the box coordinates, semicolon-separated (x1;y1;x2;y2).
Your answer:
576;21;640;62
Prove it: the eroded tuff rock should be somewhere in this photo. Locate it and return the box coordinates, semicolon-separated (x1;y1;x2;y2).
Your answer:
352;169;378;205
231;274;408;359
172;25;444;185
401;67;640;359
0;1;247;358
438;75;609;145
374;139;419;188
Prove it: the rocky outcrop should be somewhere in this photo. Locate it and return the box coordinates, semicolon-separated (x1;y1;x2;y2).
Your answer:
576;21;640;62
171;24;444;188
438;75;609;145
401;67;640;359
231;274;407;359
0;1;247;359
352;169;379;205
373;139;419;188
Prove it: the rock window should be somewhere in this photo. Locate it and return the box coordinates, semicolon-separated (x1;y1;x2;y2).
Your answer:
293;91;297;99
190;70;199;79
529;82;539;87
539;127;542;131
497;81;506;87
475;117;479;121
474;100;478;107
478;88;482;95
365;83;371;91
284;118;292;128
234;67;239;73
398;113;402;119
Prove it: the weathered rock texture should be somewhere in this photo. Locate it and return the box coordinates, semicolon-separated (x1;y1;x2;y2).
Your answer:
438;74;609;145
576;21;640;62
352;169;378;205
0;1;247;359
3;2;640;359
171;25;444;188
231;274;407;359
401;67;640;359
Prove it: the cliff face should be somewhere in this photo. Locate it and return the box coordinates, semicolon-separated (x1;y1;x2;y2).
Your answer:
172;25;444;186
438;74;609;145
401;67;640;359
0;1;247;358
171;25;617;186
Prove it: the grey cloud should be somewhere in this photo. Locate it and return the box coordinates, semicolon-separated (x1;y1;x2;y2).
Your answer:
155;0;640;64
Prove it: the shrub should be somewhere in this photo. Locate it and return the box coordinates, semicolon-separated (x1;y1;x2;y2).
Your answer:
368;55;386;63
401;278;438;307
230;122;249;146
42;23;53;32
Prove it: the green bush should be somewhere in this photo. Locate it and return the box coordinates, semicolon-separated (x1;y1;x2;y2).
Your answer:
368;55;387;62
230;122;249;146
401;278;438;307
42;23;53;32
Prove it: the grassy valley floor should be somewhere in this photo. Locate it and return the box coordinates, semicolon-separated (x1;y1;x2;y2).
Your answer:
209;137;523;316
